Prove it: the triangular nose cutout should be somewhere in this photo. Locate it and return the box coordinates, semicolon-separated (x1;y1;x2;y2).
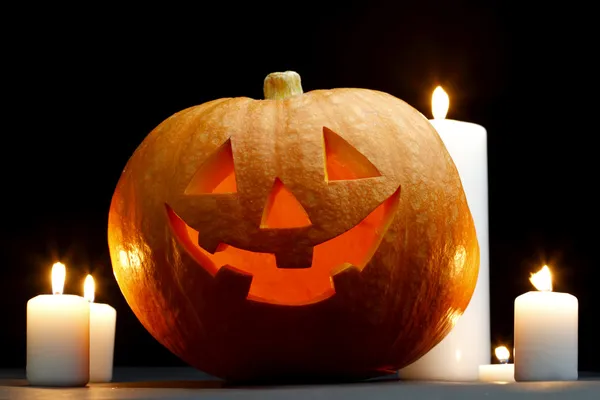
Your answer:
260;178;312;229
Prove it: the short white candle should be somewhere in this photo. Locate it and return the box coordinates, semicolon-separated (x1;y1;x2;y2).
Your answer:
84;275;117;383
399;86;490;381
26;262;90;387
478;346;515;383
514;265;578;381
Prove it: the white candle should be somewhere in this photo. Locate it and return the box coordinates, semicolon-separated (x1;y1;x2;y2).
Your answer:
399;86;490;381
514;265;578;381
26;262;90;387
84;275;117;383
478;346;515;383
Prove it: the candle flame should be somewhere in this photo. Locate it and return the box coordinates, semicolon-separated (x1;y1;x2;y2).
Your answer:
51;262;66;295
530;265;553;292
494;346;510;363
432;86;449;120
84;274;95;303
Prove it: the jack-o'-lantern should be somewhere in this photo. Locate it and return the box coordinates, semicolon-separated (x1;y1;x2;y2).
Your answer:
108;71;479;383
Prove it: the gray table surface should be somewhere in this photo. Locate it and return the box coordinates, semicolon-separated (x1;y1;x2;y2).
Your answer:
1;367;599;399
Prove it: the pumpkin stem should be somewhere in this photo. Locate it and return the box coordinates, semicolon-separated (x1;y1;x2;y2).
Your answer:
263;71;303;100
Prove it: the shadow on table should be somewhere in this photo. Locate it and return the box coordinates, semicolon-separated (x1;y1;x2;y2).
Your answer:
91;366;401;389
96;375;400;389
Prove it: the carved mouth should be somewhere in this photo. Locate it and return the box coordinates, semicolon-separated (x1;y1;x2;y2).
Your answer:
167;187;400;306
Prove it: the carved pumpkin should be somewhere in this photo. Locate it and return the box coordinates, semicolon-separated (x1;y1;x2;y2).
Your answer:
108;71;479;382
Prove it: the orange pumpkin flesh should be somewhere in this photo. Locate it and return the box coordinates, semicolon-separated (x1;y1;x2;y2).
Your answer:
108;71;479;382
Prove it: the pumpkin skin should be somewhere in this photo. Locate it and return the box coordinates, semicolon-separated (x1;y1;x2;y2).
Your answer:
108;71;479;382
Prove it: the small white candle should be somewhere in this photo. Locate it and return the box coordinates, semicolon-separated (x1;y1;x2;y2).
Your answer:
514;265;578;381
84;275;117;383
26;262;90;387
399;86;490;381
478;346;515;383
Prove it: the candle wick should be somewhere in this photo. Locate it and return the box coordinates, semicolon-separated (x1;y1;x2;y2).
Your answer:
499;359;508;365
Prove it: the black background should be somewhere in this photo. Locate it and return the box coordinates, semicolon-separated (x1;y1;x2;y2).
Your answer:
2;1;598;372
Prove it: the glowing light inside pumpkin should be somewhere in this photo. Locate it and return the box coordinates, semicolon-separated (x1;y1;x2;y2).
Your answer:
51;262;66;295
529;265;553;292
84;274;95;303
432;86;449;120
168;189;399;305
185;138;237;195
495;346;510;364
260;178;312;229
323;127;381;180
168;127;400;305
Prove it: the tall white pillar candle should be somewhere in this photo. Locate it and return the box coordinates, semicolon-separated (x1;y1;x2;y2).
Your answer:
514;265;578;381
26;263;90;387
84;275;117;383
399;86;490;381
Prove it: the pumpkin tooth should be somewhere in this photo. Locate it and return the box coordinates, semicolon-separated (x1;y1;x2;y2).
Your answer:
213;264;253;300
331;263;362;295
197;235;221;254
275;247;314;269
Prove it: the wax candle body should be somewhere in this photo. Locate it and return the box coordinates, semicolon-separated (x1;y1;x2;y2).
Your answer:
399;119;490;381
478;364;515;382
514;291;578;381
89;302;117;382
27;294;90;386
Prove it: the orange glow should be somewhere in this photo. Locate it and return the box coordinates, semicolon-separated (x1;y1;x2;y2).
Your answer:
167;136;399;305
168;189;397;305
185;139;237;195
261;178;312;229
168;128;399;305
323;127;381;180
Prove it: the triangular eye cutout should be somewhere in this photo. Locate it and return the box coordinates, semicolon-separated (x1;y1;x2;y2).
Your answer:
185;138;237;195
323;127;381;181
260;178;312;229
